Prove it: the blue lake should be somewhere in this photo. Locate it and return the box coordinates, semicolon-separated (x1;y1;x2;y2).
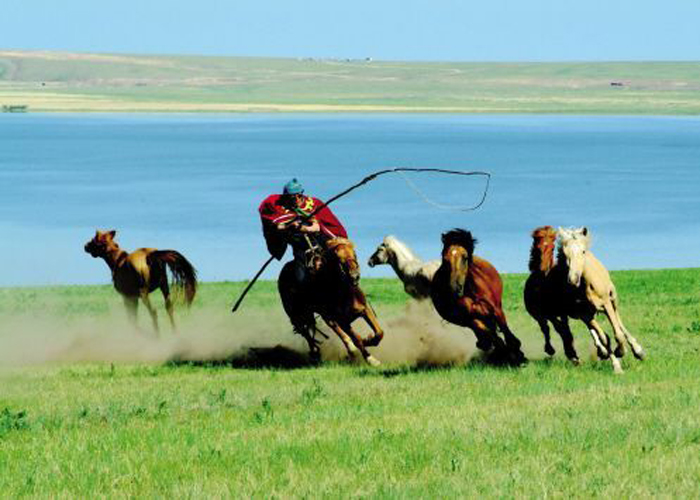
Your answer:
1;113;699;286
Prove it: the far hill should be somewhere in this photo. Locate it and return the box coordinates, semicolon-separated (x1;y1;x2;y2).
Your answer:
1;50;699;113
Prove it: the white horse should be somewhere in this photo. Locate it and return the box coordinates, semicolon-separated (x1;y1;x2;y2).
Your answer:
367;235;440;300
557;227;646;374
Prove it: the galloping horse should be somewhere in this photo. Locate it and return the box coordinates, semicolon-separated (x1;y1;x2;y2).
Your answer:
84;230;197;334
367;235;440;300
524;225;582;362
278;237;384;365
553;227;646;373
430;229;526;365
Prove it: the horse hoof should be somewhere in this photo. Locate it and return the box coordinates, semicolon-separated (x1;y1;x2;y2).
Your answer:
366;355;381;367
363;334;382;348
545;345;556;356
570;357;581;366
633;348;646;361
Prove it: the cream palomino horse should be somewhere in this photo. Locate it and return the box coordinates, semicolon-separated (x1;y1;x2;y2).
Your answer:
367;235;440;300
557;227;646;373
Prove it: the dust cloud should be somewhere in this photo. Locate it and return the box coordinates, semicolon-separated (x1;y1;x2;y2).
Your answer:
0;300;477;368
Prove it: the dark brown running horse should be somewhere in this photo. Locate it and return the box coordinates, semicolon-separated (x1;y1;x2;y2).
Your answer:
84;230;197;334
278;237;384;365
430;229;526;366
524;225;582;363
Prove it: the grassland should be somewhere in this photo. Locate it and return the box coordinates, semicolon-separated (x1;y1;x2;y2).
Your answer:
1;50;700;114
2;269;700;496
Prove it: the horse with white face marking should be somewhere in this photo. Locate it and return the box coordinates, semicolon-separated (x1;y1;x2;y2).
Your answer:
367;235;440;300
557;227;646;373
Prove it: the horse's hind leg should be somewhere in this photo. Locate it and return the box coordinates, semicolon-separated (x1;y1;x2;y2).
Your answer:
140;292;160;336
160;280;177;332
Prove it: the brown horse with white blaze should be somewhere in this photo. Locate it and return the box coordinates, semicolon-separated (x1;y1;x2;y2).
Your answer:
430;229;526;366
84;230;197;334
278;237;384;365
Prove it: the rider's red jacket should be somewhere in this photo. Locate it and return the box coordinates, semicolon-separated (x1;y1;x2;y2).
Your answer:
258;194;348;259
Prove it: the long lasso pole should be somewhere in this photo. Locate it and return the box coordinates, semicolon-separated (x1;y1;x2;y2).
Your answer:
231;255;276;312
231;167;490;313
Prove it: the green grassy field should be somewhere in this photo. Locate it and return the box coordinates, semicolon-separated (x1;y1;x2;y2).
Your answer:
2;50;700;113
2;269;700;496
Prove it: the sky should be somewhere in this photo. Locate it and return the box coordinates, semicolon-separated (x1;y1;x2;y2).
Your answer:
4;0;700;61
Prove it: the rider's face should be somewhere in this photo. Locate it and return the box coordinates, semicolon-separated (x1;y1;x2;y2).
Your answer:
291;194;304;207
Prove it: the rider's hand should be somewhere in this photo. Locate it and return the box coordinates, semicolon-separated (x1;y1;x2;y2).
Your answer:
299;220;320;233
277;219;301;231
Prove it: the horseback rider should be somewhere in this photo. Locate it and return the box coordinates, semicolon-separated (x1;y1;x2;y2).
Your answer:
258;178;348;283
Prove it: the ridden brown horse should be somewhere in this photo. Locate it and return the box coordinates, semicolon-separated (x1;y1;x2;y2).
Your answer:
430;229;526;366
524;225;582;363
278;237;384;365
84;230;197;334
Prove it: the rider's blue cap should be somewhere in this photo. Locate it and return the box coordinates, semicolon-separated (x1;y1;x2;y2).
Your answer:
283;178;304;195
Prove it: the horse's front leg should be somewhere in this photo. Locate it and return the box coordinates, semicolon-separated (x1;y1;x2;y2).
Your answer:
325;318;380;366
536;318;556;356
123;295;139;329
551;317;580;365
470;318;508;363
360;302;384;347
323;318;360;360
585;317;623;374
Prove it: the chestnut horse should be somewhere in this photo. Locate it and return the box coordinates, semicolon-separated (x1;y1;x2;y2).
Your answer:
430;229;526;366
278;237;384;365
84;230;197;334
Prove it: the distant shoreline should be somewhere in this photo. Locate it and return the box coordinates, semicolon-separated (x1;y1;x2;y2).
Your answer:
2;50;699;115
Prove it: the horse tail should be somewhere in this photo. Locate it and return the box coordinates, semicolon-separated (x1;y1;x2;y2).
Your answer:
150;250;198;306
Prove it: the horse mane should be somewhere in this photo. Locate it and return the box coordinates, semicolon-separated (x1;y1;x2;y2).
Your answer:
441;229;477;263
383;235;420;263
557;227;592;267
325;237;353;250
529;226;557;274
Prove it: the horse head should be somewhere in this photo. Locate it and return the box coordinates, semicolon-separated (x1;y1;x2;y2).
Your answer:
326;238;361;286
84;229;118;258
530;226;557;274
557;226;590;287
367;238;392;268
440;229;476;297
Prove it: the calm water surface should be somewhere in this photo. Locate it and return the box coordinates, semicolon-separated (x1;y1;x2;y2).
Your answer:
1;113;699;286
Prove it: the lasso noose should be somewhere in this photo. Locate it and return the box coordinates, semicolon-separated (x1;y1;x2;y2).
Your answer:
232;167;491;312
